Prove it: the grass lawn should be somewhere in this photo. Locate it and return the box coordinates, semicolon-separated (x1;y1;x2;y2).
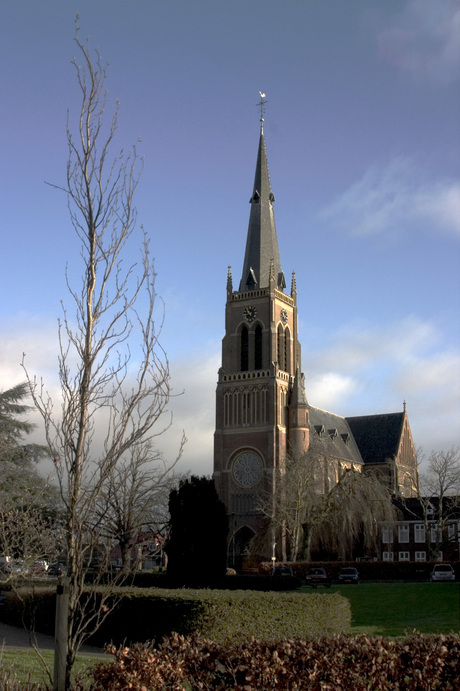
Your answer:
300;582;460;637
0;649;108;688
1;582;458;687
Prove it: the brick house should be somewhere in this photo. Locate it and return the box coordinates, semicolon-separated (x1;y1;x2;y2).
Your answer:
380;497;460;563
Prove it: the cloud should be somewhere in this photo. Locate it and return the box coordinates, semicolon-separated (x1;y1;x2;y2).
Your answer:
162;347;220;476
2;314;459;475
379;0;460;85
320;158;460;238
304;315;460;452
307;372;358;411
0;317;219;478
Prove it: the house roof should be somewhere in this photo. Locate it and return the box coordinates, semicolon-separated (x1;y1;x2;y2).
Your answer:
309;406;363;466
395;496;460;521
346;412;404;465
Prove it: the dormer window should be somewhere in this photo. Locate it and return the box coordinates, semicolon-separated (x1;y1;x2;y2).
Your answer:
328;428;338;439
315;425;325;437
341;433;350;445
251;190;260;203
246;268;257;289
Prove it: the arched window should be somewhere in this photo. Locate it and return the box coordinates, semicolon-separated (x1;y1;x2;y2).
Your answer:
254;324;262;370
284;327;291;373
241;326;248;371
277;324;284;371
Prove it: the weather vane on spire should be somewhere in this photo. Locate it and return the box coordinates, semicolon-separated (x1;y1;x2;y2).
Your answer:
257;92;267;127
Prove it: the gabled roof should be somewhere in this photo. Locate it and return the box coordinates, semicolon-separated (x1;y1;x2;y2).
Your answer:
238;127;284;291
309;406;363;466
393;496;460;521
346;412;404;465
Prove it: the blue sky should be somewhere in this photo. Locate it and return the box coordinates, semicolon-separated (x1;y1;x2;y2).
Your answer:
1;0;459;475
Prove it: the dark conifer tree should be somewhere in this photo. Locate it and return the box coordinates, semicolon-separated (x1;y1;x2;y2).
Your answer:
165;476;228;585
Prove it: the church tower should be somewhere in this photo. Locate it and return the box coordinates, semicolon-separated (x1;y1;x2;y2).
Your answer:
213;110;309;564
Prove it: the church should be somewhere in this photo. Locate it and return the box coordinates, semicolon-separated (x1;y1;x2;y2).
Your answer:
212;108;418;564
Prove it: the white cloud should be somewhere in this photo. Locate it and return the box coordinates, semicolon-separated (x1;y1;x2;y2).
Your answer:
320;158;460;238
307;372;358;411
2;315;459;475
165;347;220;476
304;316;460;452
0;316;217;477
379;0;460;85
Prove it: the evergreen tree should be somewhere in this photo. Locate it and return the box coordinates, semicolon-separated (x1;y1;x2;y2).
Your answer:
165;476;228;585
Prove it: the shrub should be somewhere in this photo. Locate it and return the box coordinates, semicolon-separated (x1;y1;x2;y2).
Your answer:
89;631;460;690
0;587;56;636
122;571;302;590
0;587;350;647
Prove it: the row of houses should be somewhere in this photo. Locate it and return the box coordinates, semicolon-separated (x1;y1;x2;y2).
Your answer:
379;497;460;564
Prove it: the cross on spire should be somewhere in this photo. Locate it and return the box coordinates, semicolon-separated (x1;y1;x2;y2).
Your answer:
257;92;267;130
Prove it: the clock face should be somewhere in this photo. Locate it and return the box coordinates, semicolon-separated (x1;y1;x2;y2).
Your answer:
280;308;288;325
232;451;264;488
243;306;257;323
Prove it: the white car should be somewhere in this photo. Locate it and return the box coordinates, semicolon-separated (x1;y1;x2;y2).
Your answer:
430;564;455;582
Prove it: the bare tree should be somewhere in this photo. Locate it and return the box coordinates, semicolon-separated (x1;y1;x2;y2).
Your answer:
258;447;324;562
23;20;183;688
415;447;460;559
94;440;185;575
258;442;341;562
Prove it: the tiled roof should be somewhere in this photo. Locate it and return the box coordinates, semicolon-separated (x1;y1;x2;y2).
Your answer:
309;406;363;465
393;496;460;520
346;412;404;465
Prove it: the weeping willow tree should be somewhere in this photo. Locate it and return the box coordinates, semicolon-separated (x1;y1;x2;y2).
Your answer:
317;468;396;561
259;448;396;563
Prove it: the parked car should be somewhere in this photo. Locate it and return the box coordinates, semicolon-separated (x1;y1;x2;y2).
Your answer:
272;566;294;577
48;562;67;577
0;556;12;575
430;564;455;582
338;567;360;584
305;567;331;588
30;560;49;576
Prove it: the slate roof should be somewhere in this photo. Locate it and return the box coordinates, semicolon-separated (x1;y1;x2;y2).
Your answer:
239;127;284;291
308;406;363;466
345;412;404;465
393;496;460;521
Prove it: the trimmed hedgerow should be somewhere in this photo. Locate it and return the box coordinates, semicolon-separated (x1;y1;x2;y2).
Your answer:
0;587;56;636
92;588;350;645
0;587;350;647
89;631;460;690
125;571;302;590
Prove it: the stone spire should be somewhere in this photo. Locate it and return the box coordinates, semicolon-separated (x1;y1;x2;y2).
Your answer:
238;123;285;292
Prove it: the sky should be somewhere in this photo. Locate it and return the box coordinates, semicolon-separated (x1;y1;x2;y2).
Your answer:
1;0;459;477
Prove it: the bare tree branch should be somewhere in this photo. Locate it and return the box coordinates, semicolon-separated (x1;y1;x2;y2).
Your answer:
22;18;184;688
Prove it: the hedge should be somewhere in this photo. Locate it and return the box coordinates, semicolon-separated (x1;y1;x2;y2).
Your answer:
123;571;302;590
89;631;460;690
0;586;351;647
